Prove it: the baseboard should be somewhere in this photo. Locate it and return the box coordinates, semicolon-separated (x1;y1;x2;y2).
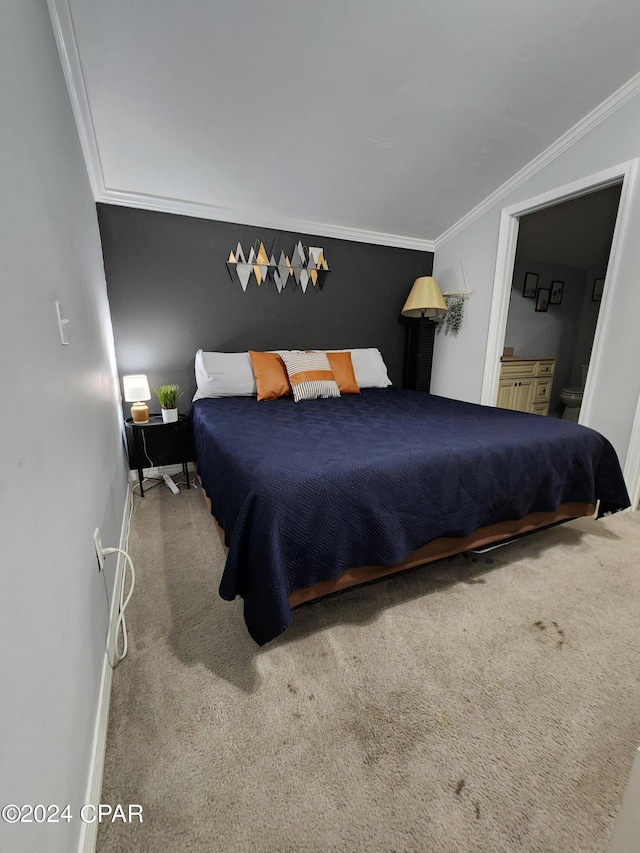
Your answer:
607;746;640;852
78;486;133;853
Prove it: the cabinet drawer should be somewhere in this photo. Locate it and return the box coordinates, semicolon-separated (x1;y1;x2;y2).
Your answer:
534;378;552;402
500;360;536;379
531;403;549;416
536;360;555;376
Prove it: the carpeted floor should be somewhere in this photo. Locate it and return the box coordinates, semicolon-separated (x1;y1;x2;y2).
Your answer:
97;484;640;853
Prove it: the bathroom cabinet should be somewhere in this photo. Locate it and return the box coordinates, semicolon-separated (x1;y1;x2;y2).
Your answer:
497;358;555;416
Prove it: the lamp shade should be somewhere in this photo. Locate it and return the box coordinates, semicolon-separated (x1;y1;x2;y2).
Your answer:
122;374;151;402
401;276;448;318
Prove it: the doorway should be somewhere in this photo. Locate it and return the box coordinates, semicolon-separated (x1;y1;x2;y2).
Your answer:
479;160;640;507
501;184;621;418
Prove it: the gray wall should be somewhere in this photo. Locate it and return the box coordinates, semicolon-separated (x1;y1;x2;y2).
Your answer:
98;204;433;412
570;266;605;386
505;258;590;415
0;3;129;851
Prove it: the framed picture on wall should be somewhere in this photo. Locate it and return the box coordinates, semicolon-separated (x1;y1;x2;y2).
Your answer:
523;272;538;298
550;280;564;305
592;277;605;302
535;287;550;313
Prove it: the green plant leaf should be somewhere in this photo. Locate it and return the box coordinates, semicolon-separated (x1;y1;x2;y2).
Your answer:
154;384;184;409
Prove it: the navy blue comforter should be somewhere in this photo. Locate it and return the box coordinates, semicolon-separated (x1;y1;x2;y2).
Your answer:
191;389;630;644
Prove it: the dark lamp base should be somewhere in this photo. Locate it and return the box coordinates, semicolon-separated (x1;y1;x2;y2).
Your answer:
402;316;436;392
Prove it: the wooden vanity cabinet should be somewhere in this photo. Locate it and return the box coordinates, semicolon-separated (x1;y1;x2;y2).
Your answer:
497;358;555;416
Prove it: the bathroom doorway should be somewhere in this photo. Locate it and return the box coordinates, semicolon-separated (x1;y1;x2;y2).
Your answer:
480;160;640;507
480;162;636;423
502;183;622;419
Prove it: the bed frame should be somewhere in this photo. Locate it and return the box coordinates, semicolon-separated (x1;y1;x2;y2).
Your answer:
198;482;595;608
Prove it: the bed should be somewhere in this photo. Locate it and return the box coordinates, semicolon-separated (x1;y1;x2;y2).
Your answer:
191;385;630;645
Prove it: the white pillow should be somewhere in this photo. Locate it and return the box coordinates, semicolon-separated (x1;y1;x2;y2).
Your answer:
326;348;392;388
193;350;256;401
193;349;307;400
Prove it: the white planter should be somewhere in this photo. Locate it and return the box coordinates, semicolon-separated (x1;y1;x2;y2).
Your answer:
161;407;178;423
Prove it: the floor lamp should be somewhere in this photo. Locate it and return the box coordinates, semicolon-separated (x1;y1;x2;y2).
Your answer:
401;276;448;392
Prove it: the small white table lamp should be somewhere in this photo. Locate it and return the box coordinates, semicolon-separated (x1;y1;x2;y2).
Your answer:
123;375;151;424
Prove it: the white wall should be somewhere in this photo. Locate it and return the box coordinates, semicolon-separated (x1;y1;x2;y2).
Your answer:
433;87;640;470
0;2;128;852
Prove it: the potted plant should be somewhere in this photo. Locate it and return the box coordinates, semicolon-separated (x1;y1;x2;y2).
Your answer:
155;384;183;423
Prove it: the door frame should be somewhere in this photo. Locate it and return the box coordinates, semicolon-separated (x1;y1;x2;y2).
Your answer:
480;160;640;505
624;392;640;510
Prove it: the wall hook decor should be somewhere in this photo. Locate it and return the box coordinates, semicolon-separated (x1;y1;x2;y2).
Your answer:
436;260;473;336
437;292;471;335
226;240;330;293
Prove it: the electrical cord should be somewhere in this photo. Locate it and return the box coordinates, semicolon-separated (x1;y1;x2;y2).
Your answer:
136;429;196;490
174;470;198;489
99;487;135;622
101;546;136;667
132;432;165;493
141;429;154;467
131;476;163;495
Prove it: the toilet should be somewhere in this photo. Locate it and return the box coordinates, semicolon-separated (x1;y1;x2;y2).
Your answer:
560;365;588;422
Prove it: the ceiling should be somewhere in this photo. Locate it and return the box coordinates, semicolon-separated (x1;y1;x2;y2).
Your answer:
57;0;640;245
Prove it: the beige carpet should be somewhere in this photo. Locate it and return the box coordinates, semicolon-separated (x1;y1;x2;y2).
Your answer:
97;485;640;853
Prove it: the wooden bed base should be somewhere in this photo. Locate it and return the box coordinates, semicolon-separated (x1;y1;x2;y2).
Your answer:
197;480;595;609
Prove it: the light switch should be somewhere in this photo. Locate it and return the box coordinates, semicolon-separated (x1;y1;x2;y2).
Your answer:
55;301;70;345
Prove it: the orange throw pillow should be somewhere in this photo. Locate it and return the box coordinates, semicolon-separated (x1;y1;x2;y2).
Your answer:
249;351;291;401
327;351;360;394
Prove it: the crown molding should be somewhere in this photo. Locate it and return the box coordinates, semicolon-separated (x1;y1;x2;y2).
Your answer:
47;0;105;198
97;188;436;252
51;0;640;255
434;70;640;250
47;0;434;253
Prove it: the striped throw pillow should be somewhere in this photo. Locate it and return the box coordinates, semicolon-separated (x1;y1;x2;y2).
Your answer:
279;351;341;402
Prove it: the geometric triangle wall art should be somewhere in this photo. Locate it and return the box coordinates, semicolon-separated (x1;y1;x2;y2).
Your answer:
226;240;330;293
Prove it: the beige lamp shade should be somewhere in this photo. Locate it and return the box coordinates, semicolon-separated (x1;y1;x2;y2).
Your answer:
401;276;448;318
123;374;151;424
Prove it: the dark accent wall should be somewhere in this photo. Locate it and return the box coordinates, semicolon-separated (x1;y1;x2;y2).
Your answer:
98;204;433;411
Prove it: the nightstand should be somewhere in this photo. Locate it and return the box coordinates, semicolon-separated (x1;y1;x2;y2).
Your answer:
125;414;190;496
